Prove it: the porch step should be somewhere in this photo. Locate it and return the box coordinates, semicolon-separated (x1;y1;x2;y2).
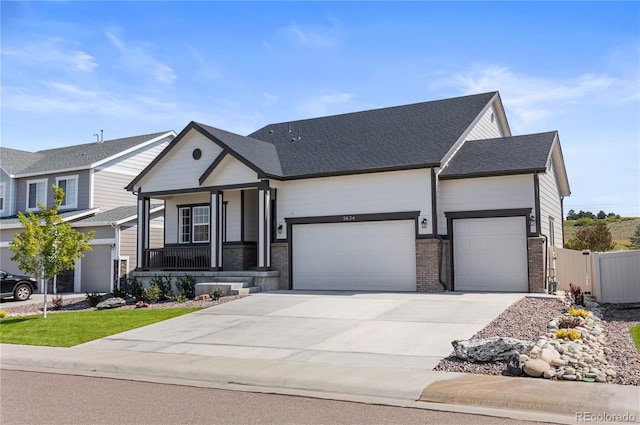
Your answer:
195;281;261;297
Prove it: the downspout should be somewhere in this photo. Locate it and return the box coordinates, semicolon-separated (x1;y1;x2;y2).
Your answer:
431;167;447;290
110;222;120;292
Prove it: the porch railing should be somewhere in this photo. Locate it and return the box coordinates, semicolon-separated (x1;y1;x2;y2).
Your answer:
144;246;210;270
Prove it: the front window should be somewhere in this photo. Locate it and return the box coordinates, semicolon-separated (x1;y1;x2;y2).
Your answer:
27;179;47;210
55;175;78;209
0;183;5;213
178;205;209;243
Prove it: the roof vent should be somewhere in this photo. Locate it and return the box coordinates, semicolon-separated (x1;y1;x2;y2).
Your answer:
290;132;302;142
93;130;104;143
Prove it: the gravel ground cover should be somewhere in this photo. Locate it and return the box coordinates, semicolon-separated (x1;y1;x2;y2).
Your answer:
433;296;640;386
0;294;242;316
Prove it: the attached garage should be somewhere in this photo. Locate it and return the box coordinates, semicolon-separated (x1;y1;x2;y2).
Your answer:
292;220;416;291
452;216;528;292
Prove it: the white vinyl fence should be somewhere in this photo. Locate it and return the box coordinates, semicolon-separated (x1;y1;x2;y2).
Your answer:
556;248;640;303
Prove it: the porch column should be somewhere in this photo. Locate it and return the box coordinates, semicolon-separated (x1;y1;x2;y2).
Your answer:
258;187;271;270
210;191;223;270
136;193;150;269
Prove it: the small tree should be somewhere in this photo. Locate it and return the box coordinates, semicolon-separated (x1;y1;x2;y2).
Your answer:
630;224;640;250
565;221;615;252
10;186;94;317
597;210;607;220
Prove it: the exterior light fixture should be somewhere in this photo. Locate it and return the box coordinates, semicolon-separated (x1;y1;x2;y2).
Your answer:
277;224;283;234
529;214;535;224
421;218;428;228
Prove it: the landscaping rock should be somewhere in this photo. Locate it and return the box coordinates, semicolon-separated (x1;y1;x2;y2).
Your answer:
506;351;523;376
452;337;532;362
195;294;211;301
523;359;550;377
96;297;126;310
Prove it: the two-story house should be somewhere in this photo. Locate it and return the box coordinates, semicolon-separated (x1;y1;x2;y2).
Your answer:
0;131;175;294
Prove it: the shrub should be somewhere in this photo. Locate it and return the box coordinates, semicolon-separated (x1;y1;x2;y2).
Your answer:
556;329;581;341
569;306;589;319
565;222;615;252
568;282;585;306
121;277;144;299
175;274;197;298
85;292;103;307
150;274;173;301
141;284;160;304
174;294;188;303
558;316;582;329
0;311;6;319
211;288;224;300
111;287;128;298
51;295;64;310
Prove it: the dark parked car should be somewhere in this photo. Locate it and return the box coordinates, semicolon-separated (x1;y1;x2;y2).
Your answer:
0;270;38;301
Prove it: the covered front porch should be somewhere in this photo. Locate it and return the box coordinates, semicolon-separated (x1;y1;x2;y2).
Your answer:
135;183;276;272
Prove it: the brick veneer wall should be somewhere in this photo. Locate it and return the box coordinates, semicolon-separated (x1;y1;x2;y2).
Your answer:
223;244;257;270
271;242;289;290
416;238;449;292
527;237;546;293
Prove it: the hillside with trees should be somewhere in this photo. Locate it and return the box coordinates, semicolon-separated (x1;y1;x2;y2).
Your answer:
564;209;640;251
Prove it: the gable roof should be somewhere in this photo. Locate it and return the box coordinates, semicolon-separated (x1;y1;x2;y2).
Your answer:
439;131;558;180
72;204;164;227
248;92;498;177
0;208;99;229
0;148;44;176
3;131;174;177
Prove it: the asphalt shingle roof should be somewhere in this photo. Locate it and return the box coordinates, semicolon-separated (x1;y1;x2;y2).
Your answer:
440;131;557;179
7;131;173;175
0;148;44;175
0;208;98;226
248;92;498;177
195;123;283;176
74;204;163;225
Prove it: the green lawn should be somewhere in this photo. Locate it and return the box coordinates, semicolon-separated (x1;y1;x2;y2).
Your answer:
0;308;200;347
631;324;640;353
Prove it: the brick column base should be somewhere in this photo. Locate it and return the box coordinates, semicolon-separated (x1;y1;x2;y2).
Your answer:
416;239;449;292
528;237;546;293
271;242;289;290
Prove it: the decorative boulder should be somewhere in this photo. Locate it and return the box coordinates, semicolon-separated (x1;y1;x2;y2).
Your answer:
195;294;211;301
96;297;126;310
523;359;550;377
452;337;532;362
135;301;149;308
506;351;523;376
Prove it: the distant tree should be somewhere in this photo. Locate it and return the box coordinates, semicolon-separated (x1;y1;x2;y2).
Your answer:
565;221;616;252
566;209;577;220
607;212;617;218
597;210;607;220
10;186;94;317
630;224;640;250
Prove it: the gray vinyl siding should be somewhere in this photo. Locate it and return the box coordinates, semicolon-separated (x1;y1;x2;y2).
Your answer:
15;170;90;212
80;245;112;292
120;225;138;275
93;169;138;211
1;228;22;274
96;135;172;175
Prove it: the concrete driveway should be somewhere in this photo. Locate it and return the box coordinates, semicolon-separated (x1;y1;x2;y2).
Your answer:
79;291;524;369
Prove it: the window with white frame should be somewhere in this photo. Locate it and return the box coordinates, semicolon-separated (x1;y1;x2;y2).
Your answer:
55;175;78;209
0;182;6;213
178;205;210;244
27;179;47;210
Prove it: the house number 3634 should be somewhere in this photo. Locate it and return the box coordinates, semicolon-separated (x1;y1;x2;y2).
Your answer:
342;215;356;222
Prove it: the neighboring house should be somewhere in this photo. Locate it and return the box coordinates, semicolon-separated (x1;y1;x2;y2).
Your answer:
127;92;570;293
0;131;175;293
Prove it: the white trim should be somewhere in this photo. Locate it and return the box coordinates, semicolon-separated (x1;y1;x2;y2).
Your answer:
74;259;81;292
89;238;116;246
26;178;48;211
55;174;79;210
17;166;90;179
0;241;10;248
0;208;100;229
89;169;95;208
90;131;177;169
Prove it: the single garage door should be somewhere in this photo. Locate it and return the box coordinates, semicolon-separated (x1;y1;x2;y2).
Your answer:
292;220;416;291
453;216;528;292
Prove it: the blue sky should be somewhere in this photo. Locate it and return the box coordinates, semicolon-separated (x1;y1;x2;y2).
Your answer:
1;1;639;217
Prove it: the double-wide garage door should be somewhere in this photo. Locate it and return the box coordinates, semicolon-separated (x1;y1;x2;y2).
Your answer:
292;220;416;291
453;216;528;292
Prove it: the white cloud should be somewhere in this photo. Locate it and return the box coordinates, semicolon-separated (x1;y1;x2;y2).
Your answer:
299;90;354;117
106;31;177;84
429;65;621;131
262;93;279;105
284;20;339;48
2;39;97;72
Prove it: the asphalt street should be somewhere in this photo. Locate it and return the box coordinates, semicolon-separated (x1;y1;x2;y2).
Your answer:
1;370;555;425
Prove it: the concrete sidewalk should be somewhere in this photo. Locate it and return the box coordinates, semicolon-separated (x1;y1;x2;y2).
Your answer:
2;343;638;424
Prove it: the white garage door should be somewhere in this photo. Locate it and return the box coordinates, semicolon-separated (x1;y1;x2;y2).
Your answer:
453;216;528;292
292;220;416;291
